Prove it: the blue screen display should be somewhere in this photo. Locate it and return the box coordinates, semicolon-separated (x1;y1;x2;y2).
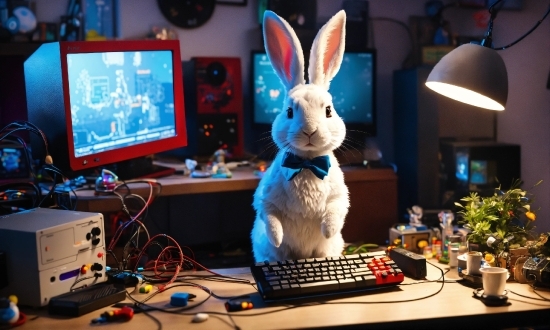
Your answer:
252;52;375;126
0;144;30;179
456;152;469;183
470;159;488;185
67;50;176;158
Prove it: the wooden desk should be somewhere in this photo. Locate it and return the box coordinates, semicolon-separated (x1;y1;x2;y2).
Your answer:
74;166;398;246
18;264;550;329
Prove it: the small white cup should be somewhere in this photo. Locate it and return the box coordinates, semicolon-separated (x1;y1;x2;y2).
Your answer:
480;267;508;296
466;251;483;275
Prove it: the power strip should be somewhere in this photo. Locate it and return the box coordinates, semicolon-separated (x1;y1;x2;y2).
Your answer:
48;283;126;317
389;248;427;279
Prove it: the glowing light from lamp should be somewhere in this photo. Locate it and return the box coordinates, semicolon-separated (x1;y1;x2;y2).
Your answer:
425;81;505;111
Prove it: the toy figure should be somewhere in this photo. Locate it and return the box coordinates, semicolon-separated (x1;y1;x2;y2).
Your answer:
407;205;423;225
0;295;20;325
212;149;227;165
251;10;349;262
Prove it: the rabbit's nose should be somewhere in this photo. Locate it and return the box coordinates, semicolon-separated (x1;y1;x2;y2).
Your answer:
302;130;317;137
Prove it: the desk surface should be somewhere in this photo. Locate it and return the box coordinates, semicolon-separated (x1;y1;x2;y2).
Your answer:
18;263;550;330
74;166;397;213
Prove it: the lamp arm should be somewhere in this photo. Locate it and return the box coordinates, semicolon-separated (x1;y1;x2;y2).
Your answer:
481;0;505;48
494;4;550;50
488;0;504;18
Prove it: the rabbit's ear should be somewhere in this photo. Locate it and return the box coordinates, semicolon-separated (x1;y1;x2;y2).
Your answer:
308;10;346;89
263;10;305;90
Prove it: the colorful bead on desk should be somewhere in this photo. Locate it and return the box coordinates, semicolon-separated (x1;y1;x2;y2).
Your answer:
91;306;134;324
170;292;190;307
139;284;153;293
225;298;254;312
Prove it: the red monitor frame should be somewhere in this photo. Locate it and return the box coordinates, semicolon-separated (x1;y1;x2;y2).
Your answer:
26;40;187;173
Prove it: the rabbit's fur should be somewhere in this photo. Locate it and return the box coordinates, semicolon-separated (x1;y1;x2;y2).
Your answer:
251;10;349;262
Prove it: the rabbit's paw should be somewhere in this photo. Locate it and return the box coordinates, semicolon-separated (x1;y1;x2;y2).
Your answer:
321;214;340;239
266;214;283;247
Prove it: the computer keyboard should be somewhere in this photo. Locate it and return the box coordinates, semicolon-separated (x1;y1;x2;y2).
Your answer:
251;250;404;301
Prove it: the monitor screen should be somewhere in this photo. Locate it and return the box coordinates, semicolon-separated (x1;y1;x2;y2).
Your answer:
455;151;469;184
0;143;31;182
25;40;187;176
470;159;488;185
251;50;376;136
67;50;177;158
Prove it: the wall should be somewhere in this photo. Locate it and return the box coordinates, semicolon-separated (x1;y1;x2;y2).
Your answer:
33;0;550;232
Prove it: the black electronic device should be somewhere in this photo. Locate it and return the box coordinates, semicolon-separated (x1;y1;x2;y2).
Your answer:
389;248;427;280
522;256;550;287
48;283;126;317
165;57;244;160
0;142;31;183
197;113;239;157
439;141;521;209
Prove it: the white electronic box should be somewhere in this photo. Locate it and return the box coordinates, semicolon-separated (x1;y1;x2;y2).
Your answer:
0;208;107;307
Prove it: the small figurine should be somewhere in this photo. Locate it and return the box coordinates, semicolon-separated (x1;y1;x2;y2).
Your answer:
407;205;423;225
185;159;198;172
0;295;20;325
212;149;227;165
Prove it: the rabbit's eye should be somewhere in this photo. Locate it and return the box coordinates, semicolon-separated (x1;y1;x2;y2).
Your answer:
325;106;332;118
287;107;293;119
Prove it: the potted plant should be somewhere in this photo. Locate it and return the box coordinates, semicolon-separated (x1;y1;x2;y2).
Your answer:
455;180;541;267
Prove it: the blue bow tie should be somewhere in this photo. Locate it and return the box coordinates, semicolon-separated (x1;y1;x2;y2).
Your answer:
281;152;331;181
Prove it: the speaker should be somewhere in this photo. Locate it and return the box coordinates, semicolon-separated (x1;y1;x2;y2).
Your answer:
192;57;244;158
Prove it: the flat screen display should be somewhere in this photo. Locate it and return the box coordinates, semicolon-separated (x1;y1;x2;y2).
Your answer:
67;50;177;158
252;51;376;134
456;151;469;183
470;159;488;185
0;144;30;180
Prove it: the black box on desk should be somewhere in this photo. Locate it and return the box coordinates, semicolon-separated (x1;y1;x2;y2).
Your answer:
389;248;427;279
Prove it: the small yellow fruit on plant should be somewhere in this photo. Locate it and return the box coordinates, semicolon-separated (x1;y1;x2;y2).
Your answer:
484;253;496;266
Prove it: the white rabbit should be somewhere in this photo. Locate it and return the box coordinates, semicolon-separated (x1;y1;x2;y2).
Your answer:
251;10;349;262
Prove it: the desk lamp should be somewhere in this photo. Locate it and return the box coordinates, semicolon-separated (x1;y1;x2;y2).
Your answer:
426;0;550;111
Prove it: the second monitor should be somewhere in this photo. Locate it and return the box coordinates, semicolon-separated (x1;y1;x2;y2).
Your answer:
251;50;377;137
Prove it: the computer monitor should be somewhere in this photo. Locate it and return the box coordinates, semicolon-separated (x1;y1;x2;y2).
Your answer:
25;40;187;179
440;141;521;208
251;50;376;136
